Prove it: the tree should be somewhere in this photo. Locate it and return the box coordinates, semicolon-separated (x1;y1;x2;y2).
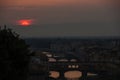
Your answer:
0;25;33;80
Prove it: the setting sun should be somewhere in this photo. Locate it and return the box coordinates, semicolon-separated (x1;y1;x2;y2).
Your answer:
17;19;33;26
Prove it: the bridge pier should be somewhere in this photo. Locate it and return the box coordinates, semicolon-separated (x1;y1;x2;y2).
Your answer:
80;71;87;80
58;71;66;80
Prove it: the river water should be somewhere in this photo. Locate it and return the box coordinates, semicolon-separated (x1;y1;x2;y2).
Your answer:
49;71;97;80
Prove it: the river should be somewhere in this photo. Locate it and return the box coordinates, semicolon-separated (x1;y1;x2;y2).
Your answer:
49;71;97;80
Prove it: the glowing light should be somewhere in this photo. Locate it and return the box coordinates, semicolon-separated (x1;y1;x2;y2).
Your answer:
17;19;33;26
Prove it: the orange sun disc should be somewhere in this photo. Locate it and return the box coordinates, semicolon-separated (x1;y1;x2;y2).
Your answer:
18;19;33;26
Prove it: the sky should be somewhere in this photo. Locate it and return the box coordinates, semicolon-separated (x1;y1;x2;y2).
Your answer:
0;0;120;38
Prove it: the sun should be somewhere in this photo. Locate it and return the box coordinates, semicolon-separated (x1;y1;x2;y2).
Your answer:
21;21;30;26
17;19;33;26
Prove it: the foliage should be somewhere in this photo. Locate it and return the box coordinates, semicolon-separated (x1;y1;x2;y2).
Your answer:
0;25;32;80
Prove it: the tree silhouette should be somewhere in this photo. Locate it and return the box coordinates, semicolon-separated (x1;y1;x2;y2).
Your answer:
0;25;32;80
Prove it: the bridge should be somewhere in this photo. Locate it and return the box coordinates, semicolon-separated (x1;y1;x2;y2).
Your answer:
48;61;119;79
30;51;120;80
44;52;119;79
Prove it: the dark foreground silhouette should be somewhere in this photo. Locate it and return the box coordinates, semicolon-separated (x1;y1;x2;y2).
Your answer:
0;26;33;80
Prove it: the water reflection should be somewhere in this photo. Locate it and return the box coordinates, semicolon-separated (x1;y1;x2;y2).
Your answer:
87;73;98;76
50;71;82;79
49;71;59;79
65;71;82;79
50;71;97;80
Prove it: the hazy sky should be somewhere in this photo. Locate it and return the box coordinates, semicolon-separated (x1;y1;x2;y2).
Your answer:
0;0;120;38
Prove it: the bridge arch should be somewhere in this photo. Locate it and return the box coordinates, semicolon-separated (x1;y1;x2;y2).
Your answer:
48;58;57;62
58;59;69;62
68;65;79;68
70;59;77;62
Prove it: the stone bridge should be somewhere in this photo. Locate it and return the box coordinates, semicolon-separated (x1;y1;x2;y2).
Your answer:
30;52;120;79
48;61;119;79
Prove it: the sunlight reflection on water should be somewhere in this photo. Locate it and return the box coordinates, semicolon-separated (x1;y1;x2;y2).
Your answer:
50;71;97;80
50;71;82;79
